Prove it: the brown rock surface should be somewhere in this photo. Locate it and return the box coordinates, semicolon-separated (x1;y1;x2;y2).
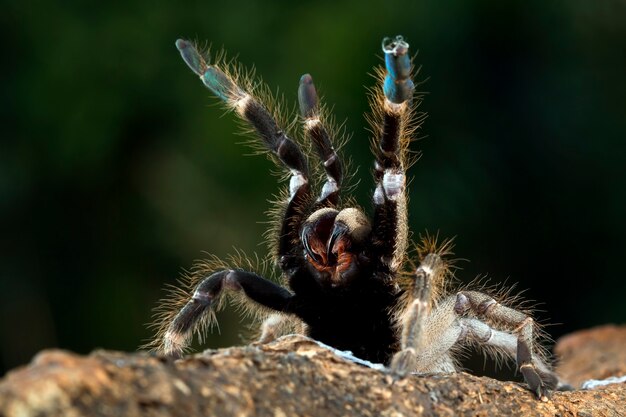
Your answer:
0;327;625;417
555;324;626;388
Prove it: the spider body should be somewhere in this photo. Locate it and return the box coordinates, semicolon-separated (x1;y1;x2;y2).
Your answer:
287;263;398;364
150;36;563;400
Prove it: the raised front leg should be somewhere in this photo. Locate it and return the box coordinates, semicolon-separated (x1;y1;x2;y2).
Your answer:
176;40;311;261
298;74;343;208
369;36;423;272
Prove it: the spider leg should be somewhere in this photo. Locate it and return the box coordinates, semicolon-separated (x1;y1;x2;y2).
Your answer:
454;291;559;400
256;313;307;344
176;40;312;259
390;253;450;374
370;36;417;272
257;313;287;344
393;286;558;399
162;269;294;356
457;318;558;397
298;74;343;207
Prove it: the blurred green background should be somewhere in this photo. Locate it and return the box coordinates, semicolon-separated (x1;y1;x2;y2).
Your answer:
2;0;625;376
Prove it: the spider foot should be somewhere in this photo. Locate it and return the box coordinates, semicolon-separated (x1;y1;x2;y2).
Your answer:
520;363;553;401
389;348;417;376
516;336;558;400
161;295;215;356
382;35;414;104
255;314;285;344
158;270;236;356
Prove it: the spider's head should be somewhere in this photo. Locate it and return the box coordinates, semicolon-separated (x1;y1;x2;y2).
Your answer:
301;207;371;287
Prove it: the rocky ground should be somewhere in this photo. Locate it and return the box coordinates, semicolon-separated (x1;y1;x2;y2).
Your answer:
0;325;625;417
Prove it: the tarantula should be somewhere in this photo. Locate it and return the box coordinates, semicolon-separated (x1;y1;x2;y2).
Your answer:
149;35;561;400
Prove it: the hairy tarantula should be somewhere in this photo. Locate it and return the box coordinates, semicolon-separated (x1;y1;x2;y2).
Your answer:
149;35;562;400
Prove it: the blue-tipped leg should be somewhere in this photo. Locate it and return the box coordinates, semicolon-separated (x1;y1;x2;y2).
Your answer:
176;39;207;76
175;39;243;102
382;36;414;104
201;67;241;102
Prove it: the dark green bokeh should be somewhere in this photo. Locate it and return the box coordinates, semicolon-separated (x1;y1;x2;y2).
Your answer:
2;0;625;375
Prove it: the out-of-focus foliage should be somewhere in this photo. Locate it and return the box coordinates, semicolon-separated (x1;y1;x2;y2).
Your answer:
2;0;625;374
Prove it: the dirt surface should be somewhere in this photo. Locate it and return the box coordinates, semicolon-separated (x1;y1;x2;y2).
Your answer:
1;326;625;417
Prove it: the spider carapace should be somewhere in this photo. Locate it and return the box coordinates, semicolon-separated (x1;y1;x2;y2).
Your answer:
149;35;564;400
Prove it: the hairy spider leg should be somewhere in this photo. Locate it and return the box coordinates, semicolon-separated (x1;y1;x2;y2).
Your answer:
371;35;416;273
390;253;455;373
176;39;312;259
159;40;323;356
453;291;559;400
392;266;559;400
298;74;343;207
162;270;294;356
382;36;415;105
